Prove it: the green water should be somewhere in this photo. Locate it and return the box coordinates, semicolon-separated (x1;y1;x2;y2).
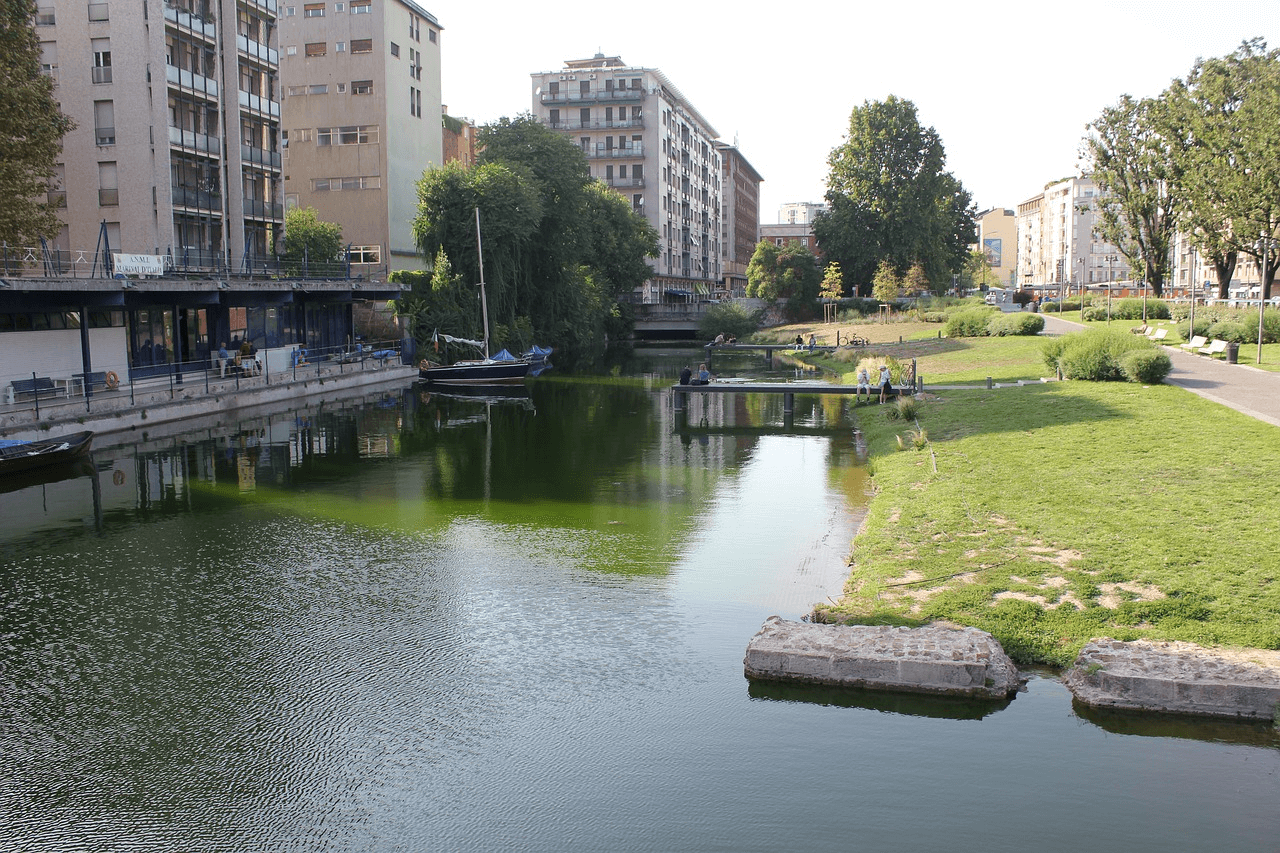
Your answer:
0;364;1276;852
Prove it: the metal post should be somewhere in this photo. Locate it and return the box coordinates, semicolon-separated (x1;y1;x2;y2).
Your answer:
1259;235;1269;365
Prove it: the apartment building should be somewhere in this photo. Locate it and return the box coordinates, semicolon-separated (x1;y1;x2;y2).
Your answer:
280;0;442;273
442;109;476;169
532;54;722;303
37;0;282;267
778;202;825;225
1015;176;1129;293
716;142;763;300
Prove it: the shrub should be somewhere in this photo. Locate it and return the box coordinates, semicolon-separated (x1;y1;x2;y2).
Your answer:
895;395;919;420
1109;298;1171;320
1047;328;1153;382
1205;320;1253;344
1120;349;1173;384
699;301;762;340
921;311;948;323
945;307;996;337
1180;318;1214;340
986;312;1045;336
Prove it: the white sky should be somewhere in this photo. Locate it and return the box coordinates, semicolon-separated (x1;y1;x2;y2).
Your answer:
427;0;1279;223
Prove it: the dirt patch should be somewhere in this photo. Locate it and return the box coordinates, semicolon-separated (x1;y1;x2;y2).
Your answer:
1097;581;1166;609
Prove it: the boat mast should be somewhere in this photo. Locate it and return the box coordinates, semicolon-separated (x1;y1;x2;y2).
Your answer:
475;207;491;358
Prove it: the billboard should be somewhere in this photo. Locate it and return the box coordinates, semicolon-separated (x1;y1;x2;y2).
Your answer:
983;238;1002;268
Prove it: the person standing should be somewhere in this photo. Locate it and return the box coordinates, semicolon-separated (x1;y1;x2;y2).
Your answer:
217;342;230;378
878;363;893;404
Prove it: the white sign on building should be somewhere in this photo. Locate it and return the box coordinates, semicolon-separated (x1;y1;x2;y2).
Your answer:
112;254;166;276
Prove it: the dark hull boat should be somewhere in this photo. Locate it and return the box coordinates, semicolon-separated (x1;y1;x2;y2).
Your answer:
0;431;95;475
419;358;530;385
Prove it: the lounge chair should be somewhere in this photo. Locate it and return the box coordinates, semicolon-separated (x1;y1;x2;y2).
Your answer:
1131;324;1149;336
1148;328;1168;342
1198;339;1228;357
1180;335;1208;351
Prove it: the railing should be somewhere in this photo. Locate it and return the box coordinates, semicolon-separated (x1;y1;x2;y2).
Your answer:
604;177;645;188
238;89;280;117
170;125;222;156
172;185;221;209
237;34;279;66
540;89;646;103
243;198;284;220
98;188;119;206
241;143;281;169
166;62;219;97
162;3;218;38
95;127;116;145
0;339;406;424
545;118;644;131
91;66;112;84
588;145;644;159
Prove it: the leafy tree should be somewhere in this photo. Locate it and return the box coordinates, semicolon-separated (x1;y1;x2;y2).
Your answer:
580;180;659;300
746;240;821;319
819;261;844;300
1083;95;1179;297
903;262;929;297
961;249;1001;292
0;0;74;247
698;301;762;341
870;259;901;302
282;206;343;275
813;96;975;297
1164;39;1280;299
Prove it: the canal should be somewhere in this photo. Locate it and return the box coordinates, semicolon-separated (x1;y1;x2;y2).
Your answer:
1;356;1276;852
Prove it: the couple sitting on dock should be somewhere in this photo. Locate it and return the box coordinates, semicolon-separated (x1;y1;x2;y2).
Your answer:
856;364;895;403
679;364;713;386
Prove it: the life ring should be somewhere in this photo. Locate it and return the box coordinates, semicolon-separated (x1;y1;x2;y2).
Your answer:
104;370;119;389
112;470;125;486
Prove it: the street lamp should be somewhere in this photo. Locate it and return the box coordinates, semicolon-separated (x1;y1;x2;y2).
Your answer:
1258;233;1272;365
1107;254;1115;323
1188;243;1196;343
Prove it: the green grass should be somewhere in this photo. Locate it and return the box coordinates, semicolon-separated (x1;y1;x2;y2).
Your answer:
820;380;1280;667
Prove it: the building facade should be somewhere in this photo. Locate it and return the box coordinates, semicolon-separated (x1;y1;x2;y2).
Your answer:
1015;176;1129;294
973;208;1016;289
37;0;283;268
778;202;825;225
280;0;443;274
531;54;722;303
441;109;476;169
757;223;820;254
716;142;762;300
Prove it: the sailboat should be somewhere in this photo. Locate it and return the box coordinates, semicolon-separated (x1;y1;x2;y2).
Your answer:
419;208;532;386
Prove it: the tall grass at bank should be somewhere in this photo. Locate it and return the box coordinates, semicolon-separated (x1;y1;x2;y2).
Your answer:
821;381;1280;666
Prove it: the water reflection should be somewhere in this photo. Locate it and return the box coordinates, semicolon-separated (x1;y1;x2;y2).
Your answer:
747;678;1014;720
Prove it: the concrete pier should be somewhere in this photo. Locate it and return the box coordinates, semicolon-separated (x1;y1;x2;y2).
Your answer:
1063;638;1280;722
744;617;1022;699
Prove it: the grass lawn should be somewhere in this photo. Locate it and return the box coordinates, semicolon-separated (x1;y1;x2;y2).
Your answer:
819;380;1280;667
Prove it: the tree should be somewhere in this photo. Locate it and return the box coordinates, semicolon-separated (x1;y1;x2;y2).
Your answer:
746;240;821;319
1164;39;1280;299
870;259;901;302
0;0;74;247
1083;94;1180;297
902;262;929;297
813;96;975;297
961;249;1000;292
282;206;343;275
819;261;844;300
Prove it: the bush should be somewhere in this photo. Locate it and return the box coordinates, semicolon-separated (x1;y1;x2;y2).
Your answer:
1041;299;1082;314
699;301;762;340
1120;349;1172;384
986;312;1045;336
1205;320;1253;344
1045;328;1154;382
945;307;996;338
1109;298;1171;320
895;395;919;420
920;311;948;323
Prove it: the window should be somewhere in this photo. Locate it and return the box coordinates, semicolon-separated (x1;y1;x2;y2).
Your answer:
633;164;643;181
313;176;380;191
92;39;111;83
98;161;118;206
334;1;344;9
303;3;324;16
335;41;346;52
317;125;377;145
88;3;108;21
94;99;115;145
351;0;370;12
390;42;399;57
36;6;54;25
351;39;372;53
351;79;372;95
305;42;326;56
428;28;436;43
284;5;295;15
286;45;297;55
349;245;380;263
307;83;328;94
335;82;346;93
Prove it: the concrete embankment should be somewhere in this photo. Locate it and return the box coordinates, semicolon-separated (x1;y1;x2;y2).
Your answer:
0;363;419;441
744;616;1022;699
1063;638;1280;722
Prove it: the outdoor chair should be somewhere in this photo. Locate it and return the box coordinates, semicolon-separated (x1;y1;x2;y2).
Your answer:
1180;335;1208;351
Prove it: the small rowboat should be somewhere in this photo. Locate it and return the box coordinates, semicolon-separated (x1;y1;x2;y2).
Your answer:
0;431;95;475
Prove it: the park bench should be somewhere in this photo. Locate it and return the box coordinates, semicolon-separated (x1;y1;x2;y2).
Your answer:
1180;335;1208;351
6;376;68;405
1198;339;1228;358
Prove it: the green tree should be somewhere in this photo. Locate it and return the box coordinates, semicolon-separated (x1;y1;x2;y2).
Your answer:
1083;94;1180;297
903;262;929;297
580;180;659;300
0;0;74;248
813;96;975;297
746;240;821;319
282;206;343;274
870;259;901;302
961;249;1000;292
819;261;844;300
1164;39;1280;299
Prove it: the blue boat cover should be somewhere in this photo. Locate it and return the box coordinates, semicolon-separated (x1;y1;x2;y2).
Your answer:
524;345;553;359
490;349;518;362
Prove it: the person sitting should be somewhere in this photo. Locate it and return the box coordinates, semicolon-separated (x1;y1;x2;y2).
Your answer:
878;363;894;404
679;365;692;386
808;334;817;352
691;363;712;385
794;334;804;349
713;333;725;346
856;366;871;401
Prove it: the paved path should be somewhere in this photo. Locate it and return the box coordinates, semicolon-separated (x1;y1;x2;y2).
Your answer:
1042;314;1280;428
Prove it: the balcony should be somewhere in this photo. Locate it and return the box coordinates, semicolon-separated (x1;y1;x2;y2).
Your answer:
163;3;218;39
237;34;279;66
91;65;112;84
95;126;116;145
539;88;645;104
166;62;219;98
544;117;644;132
604;177;645;189
588;145;644;160
242;0;277;13
172;185;221;209
243;198;283;220
169;125;221;156
241;143;281;170
238;89;280;117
